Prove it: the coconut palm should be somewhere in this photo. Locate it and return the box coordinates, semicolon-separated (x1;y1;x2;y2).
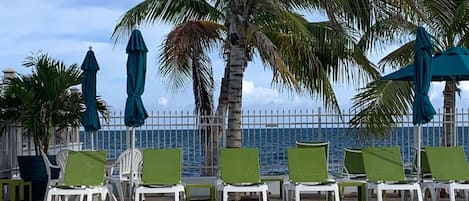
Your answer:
113;0;389;146
350;0;469;145
0;52;110;154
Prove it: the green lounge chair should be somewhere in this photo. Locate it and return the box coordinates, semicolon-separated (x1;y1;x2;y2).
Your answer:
216;148;268;201
45;151;110;201
362;146;423;201
342;148;365;179
283;147;340;201
134;149;185;201
337;148;366;201
295;141;329;168
424;146;469;201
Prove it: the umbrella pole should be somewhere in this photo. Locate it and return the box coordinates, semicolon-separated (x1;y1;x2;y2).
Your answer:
91;131;94;151
416;124;422;182
129;127;136;201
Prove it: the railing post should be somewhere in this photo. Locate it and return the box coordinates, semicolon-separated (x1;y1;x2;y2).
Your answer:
318;107;322;141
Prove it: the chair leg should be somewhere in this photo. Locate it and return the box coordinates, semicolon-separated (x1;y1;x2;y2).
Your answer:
135;191;140;201
366;185;369;201
262;190;268;201
464;190;469;201
223;190;228;201
175;191;179;201
334;188;340;201
115;181;124;201
87;192;93;201
428;187;437;201
416;188;424;201
46;192;53;201
295;190;300;201
409;190;418;201
283;187;288;201
377;189;383;201
449;187;456;201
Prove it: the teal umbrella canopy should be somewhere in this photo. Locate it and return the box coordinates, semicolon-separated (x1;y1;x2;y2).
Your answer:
125;29;148;127
412;26;436;125
383;47;469;81
80;48;101;131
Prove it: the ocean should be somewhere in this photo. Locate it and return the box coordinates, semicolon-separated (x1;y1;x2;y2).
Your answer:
79;127;469;176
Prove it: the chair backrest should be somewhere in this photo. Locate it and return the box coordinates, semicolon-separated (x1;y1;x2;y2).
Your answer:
412;148;430;175
296;141;329;169
116;149;142;180
141;149;182;185
287;147;328;183
63;151;106;187
361;146;406;182
425;146;469;181
56;150;70;181
220;148;261;184
39;150;54;186
343;148;365;176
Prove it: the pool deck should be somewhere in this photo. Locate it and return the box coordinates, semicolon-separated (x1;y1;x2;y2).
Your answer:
126;186;461;201
141;190;452;201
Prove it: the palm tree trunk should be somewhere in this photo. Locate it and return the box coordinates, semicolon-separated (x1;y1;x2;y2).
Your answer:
225;1;247;148
442;80;456;146
201;65;230;176
227;45;245;148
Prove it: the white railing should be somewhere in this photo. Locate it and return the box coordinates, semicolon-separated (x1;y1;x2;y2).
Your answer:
2;108;469;177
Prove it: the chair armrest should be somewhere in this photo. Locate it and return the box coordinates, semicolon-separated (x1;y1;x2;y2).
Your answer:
105;165;114;176
49;164;60;170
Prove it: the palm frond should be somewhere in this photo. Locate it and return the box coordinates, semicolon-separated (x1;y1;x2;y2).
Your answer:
159;21;224;92
159;20;223;114
378;41;415;71
350;80;413;143
112;0;222;43
307;21;379;86
357;15;416;54
247;23;300;92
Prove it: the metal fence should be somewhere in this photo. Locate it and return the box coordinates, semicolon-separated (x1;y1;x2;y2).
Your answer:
2;108;469;177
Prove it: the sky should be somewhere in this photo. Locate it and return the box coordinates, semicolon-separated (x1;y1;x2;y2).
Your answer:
1;0;468;113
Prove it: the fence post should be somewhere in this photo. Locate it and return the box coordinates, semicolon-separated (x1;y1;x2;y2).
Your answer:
318;107;322;141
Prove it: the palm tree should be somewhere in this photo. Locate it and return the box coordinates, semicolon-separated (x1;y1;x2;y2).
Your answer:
114;0;382;141
112;0;395;174
350;0;469;145
0;52;110;154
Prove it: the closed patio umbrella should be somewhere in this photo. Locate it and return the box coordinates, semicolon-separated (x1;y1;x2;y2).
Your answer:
383;27;436;179
125;28;148;200
412;27;436;179
80;46;101;150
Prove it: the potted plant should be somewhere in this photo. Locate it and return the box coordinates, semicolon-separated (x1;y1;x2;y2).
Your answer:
0;52;110;200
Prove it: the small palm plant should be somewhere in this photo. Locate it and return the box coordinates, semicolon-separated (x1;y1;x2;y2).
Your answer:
0;52;110;155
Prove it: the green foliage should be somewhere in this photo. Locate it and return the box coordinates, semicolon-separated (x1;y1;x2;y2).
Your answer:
0;52;110;154
114;0;381;114
350;80;413;143
350;0;469;141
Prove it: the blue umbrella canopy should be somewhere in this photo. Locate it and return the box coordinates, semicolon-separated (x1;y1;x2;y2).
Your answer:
80;47;101;131
125;29;148;127
383;47;469;81
413;26;436;125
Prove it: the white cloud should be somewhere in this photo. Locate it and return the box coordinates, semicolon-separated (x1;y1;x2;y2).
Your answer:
158;97;169;107
5;0;438;112
242;80;281;103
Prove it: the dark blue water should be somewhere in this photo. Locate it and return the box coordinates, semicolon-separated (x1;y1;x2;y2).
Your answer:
80;127;469;176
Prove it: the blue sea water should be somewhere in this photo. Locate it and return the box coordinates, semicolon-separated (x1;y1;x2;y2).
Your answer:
79;127;469;176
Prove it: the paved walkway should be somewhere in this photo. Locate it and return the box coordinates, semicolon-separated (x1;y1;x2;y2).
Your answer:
138;190;460;201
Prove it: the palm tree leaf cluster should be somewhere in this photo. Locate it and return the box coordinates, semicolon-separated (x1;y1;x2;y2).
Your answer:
113;0;469;147
0;52;110;154
351;0;469;142
113;0;382;115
